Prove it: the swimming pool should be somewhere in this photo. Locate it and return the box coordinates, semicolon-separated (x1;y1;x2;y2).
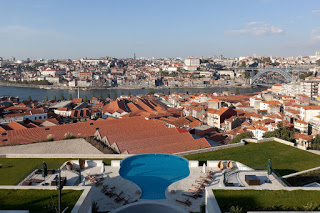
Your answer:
119;153;190;199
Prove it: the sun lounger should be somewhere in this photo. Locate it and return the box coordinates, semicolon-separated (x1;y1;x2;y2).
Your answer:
182;192;203;199
200;175;213;181
176;198;192;206
188;188;203;193
192;184;205;189
196;179;210;185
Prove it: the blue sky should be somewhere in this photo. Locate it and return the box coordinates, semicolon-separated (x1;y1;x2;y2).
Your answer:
0;0;319;59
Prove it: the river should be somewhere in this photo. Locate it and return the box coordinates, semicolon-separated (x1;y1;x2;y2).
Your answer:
0;86;267;101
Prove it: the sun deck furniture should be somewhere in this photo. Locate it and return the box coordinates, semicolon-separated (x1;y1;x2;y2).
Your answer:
21;181;31;186
182;192;203;199
245;175;260;186
227;161;234;169
111;160;121;167
188;160;199;168
29;178;44;183
79;158;85;169
51;176;67;186
176;198;192;206
66;161;73;170
218;161;224;170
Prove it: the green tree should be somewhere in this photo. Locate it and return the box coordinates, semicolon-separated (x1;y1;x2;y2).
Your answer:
113;92;117;100
230;132;253;144
106;91;110;99
167;90;171;95
128;91;131;96
84;95;88;102
149;88;156;95
45;96;48;102
235;88;240;95
60;94;65;101
28;96;32;101
53;96;57;102
92;91;95;98
69;94;72;100
240;62;246;67
121;91;124;96
99;91;103;99
310;135;320;150
263;123;295;142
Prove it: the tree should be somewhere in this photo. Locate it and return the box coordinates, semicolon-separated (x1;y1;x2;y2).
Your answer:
92;91;95;98
69;94;72;100
121;91;124;96
263;123;295;142
113;91;117;100
53;96;57;102
167;90;171;95
240;62;246;67
230;132;252;144
99;91;103;100
45;96;48;102
106;91;110;99
128;91;131;96
235;88;240;95
28;96;32;101
60;94;65;101
310;135;320;150
149;88;156;95
84;95;88;102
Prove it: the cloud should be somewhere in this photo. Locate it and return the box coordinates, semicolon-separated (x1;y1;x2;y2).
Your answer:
311;28;320;41
225;22;285;36
312;10;320;14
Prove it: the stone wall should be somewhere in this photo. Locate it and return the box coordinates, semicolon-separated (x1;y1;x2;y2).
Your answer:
176;142;245;156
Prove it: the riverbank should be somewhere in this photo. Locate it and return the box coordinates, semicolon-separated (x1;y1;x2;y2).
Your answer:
0;81;254;91
0;85;266;102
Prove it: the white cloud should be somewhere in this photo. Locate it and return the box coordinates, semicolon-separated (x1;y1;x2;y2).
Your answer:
312;10;320;14
226;22;285;36
311;28;320;41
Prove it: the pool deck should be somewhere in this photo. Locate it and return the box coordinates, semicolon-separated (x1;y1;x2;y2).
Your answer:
92;165;218;212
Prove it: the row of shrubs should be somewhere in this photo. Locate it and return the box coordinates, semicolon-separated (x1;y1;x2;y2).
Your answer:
226;202;320;213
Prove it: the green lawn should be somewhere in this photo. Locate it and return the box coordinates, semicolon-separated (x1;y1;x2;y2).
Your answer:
185;141;320;176
0;189;83;213
213;189;320;212
0;158;121;185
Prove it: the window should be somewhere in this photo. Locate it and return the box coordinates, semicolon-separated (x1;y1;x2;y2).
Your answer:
39;116;42;119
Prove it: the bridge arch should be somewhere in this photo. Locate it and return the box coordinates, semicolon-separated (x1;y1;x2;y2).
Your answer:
251;68;293;85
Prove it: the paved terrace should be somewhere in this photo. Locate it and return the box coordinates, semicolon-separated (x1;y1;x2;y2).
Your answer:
15;158;315;212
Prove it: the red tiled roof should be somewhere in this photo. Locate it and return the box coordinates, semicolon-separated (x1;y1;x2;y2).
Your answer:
7;121;26;130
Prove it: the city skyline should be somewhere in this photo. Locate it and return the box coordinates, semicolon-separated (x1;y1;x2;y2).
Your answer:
0;0;320;59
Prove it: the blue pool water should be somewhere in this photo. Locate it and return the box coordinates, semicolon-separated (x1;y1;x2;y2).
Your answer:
119;153;190;199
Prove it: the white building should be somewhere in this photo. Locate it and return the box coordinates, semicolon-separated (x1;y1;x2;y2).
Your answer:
184;57;200;66
300;106;320;122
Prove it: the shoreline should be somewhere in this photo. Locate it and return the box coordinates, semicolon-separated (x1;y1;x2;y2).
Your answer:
0;81;254;91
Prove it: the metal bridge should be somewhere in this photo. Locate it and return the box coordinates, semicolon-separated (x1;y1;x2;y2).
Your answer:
234;67;295;86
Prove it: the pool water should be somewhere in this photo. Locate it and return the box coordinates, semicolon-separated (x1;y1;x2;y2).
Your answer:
119;153;190;199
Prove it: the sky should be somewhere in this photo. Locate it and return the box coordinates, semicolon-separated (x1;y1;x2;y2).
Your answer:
0;0;319;59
